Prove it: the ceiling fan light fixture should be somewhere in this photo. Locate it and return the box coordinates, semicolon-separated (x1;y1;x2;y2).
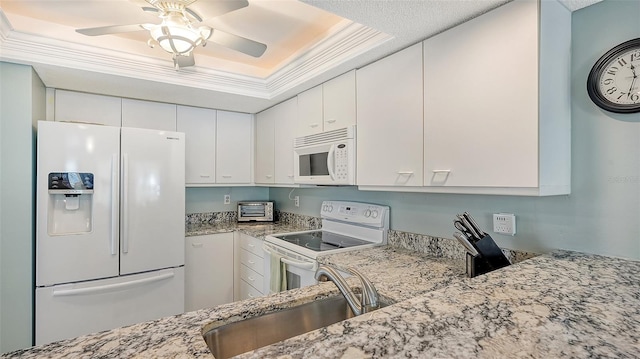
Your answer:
149;15;205;55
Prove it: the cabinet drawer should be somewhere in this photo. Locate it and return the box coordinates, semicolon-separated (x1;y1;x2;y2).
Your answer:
239;280;263;300
240;264;264;293
239;249;264;274
239;235;264;258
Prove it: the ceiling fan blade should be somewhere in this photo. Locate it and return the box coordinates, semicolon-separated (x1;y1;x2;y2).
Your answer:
142;6;160;14
174;53;195;69
188;0;249;22
76;24;147;36
210;30;266;58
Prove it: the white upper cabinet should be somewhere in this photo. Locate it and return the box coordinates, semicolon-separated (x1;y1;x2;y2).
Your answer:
297;70;356;137
323;70;356;132
178;106;253;187
54;90;121;127
422;0;570;195
177;106;216;185
122;98;177;131
297;85;323;137
356;43;424;187
216;111;252;184
274;98;298;184
255;98;298;185
255;107;275;184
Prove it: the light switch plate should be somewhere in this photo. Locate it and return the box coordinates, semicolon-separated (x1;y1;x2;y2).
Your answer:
493;213;516;235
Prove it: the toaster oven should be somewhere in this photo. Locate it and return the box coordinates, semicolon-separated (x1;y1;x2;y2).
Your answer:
237;201;274;222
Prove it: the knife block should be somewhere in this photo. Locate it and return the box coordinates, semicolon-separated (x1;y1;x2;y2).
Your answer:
465;234;511;278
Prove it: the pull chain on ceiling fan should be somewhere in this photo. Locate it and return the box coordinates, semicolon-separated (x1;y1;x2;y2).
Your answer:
76;0;267;69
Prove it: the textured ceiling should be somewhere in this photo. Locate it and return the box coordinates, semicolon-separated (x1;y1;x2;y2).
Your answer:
0;0;603;113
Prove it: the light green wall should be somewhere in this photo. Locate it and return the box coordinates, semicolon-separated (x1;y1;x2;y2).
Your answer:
0;62;45;353
270;0;640;260
185;187;269;214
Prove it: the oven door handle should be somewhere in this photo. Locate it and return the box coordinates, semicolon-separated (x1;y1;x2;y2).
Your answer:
263;244;317;270
280;257;316;270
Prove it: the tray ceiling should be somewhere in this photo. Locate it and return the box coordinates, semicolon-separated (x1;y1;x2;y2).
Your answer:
0;0;602;113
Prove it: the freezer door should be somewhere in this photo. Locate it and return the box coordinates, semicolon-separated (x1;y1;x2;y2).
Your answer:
120;127;185;274
36;121;121;286
35;267;184;345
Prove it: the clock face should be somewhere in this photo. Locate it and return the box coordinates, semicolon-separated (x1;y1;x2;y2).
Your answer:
587;38;640;113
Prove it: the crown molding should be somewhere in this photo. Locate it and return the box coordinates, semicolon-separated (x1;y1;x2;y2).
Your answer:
0;9;390;100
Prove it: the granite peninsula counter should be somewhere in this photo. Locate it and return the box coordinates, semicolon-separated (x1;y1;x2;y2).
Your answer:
4;243;639;358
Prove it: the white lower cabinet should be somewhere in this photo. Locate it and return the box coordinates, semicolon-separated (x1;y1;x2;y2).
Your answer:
185;233;234;312
234;232;268;301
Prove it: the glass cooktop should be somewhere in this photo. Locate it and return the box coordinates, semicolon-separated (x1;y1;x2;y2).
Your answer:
272;230;370;252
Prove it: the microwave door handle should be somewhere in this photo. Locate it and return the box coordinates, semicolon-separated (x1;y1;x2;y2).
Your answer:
327;144;336;181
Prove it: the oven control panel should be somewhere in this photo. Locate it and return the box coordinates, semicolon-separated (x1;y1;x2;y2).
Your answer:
321;201;389;228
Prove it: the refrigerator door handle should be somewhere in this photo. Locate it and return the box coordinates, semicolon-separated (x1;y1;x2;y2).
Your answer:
52;272;175;297
121;153;129;254
110;154;119;255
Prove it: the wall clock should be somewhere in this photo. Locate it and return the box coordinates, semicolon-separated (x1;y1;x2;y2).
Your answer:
587;38;640;114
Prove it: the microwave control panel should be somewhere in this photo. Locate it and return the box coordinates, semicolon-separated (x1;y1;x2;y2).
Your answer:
334;143;349;181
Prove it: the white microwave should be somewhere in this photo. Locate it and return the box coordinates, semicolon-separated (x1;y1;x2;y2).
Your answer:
293;125;356;185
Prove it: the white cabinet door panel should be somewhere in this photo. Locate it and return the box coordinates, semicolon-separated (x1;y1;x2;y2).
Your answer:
122;98;177;131
274;98;298;184
323;70;356;132
356;43;424;186
185;234;234;312
255;108;275;184
216;111;252;184
177;106;216;185
423;0;538;188
297;85;323;137
54;90;121;127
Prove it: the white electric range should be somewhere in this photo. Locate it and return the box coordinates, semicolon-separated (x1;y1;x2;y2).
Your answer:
264;201;389;292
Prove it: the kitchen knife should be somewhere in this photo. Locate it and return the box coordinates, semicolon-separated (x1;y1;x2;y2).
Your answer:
456;214;482;241
454;232;479;256
463;212;486;238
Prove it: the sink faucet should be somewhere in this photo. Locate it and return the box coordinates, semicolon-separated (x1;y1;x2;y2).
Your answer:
314;265;379;315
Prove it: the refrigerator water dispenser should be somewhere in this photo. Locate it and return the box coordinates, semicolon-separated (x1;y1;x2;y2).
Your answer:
47;172;94;235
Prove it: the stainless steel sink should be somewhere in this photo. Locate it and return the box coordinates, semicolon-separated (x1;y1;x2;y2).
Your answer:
203;295;392;358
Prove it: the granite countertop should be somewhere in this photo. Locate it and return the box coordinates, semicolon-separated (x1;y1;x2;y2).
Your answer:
185;221;307;239
242;250;640;358
5;237;640;358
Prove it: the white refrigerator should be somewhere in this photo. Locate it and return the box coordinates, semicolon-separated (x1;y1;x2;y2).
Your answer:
35;121;185;345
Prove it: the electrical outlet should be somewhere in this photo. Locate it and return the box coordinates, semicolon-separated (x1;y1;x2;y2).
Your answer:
294;195;299;207
493;213;516;235
224;194;231;205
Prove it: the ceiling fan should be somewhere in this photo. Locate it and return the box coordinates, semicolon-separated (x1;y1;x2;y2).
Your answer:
76;0;267;69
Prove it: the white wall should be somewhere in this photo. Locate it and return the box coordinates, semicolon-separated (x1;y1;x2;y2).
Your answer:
0;62;45;353
270;0;640;260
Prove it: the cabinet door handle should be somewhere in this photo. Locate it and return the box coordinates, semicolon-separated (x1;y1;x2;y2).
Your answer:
200;174;211;178
191;242;203;248
326;119;337;124
265;175;273;179
248;293;255;298
397;171;414;175
432;169;451;173
248;260;255;265
310;123;319;128
222;175;232;178
248;276;255;281
248;243;255;248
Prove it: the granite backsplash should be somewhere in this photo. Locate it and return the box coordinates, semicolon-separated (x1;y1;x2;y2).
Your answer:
185;211;538;264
